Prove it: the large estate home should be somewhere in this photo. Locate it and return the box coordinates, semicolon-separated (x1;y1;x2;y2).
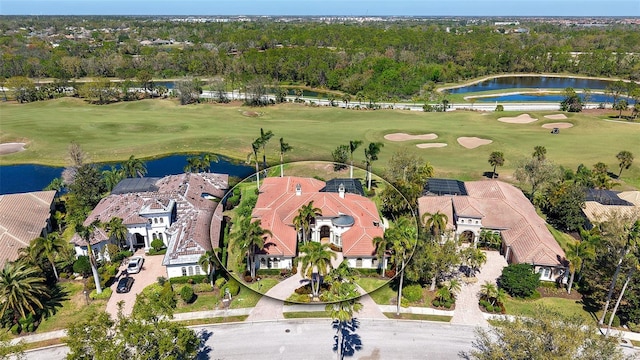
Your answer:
0;190;56;267
71;173;228;278
419;179;566;282
250;177;385;270
582;188;640;226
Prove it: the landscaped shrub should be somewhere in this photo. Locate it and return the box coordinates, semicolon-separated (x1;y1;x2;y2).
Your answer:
499;263;540;298
402;285;423;303
353;268;379;276
111;250;133;263
151;238;165;252
495;104;504;111
192;283;213;293
169;275;208;284
73;256;91;276
10;323;20;335
148;248;167;256
157;276;167;286
604;313;621;328
222;278;241;296
295;284;313;295
104;244;120;261
400;297;409;308
180;285;195;303
256;269;280;276
214;277;227;289
385;269;396;278
89;288;113;300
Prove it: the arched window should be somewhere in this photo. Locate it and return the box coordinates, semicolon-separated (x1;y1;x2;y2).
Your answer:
160;218;164;224
152;233;157;240
181;267;187;276
356;258;363;268
159;233;164;241
154;218;158;224
188;266;194;276
195;266;201;275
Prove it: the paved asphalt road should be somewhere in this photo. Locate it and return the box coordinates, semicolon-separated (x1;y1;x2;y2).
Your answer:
20;319;477;360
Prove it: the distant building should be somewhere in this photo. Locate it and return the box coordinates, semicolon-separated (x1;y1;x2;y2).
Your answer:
70;173;228;278
419;180;566;282
582;189;640;226
0;191;56;267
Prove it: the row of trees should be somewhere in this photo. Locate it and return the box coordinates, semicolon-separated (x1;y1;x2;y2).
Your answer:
332;141;384;190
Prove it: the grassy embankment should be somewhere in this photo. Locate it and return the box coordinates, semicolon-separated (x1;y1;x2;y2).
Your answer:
1;98;638;189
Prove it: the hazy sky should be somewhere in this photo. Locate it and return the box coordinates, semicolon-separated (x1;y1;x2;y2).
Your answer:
2;0;639;17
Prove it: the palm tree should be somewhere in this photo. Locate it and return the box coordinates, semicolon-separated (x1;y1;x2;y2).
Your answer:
102;166;124;192
421;211;448;238
31;233;67;281
200;153;218;172
387;217;417;315
105;217;129;250
488;151;504;178
616;150;634;177
259;128;273;169
198;249;221;286
532;146;547;161
44;177;65;194
324;281;363;360
342;93;351;107
299;241;336;299
295;201;322;244
122;155;147;178
355;92;364;105
565;238;595;295
605;253;639;336
447;279;461;298
364;142;384;191
326;260;358;285
480;282;499;306
348;140;362;179
0;262;49;320
373;236;389;277
279;138;293;177
74;220;103;294
248;139;262;188
233;218;272;280
184;156;201;173
599;220;639;325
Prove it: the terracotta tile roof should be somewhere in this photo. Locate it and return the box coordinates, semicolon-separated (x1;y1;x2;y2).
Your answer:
253;177;383;257
582;190;640;224
417;196;455;230
0;191;56;266
70;227;109;246
418;180;565;267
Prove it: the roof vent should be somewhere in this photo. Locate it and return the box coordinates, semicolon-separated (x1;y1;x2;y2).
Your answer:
296;183;302;196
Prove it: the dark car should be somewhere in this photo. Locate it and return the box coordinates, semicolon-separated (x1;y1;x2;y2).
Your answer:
116;276;134;293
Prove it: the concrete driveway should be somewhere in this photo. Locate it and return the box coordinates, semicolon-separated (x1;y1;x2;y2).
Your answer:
105;250;166;318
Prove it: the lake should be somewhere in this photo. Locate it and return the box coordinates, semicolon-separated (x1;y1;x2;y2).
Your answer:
447;76;623;94
475;92;636;104
0;154;254;195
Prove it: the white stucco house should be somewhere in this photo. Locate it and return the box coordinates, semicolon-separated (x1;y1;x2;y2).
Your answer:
70;173;228;278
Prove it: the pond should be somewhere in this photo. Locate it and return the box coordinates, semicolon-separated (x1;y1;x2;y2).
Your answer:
447;76;624;94
0;154;254;195
475;92;636;104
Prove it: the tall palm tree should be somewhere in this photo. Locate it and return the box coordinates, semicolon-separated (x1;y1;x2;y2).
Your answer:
184;156;201;173
387;217;417;315
105;217;129;250
31;233;67;281
342;93;351;107
279;137;293;177
373;236;389;277
198;249;221;286
259;128;273;169
616;150;634;177
565;238;595;295
488;151;504;179
295;201;322;244
248;138;262;188
348;140;362;179
599;220;639;325
122;155;147;178
480;281;499;306
0;262;49;320
324;281;363;360
605;253;639;336
233;218;272;279
364;142;384;191
299;241;336;299
102;166;124;192
200;153;219;172
421;211;449;238
74;220;103;294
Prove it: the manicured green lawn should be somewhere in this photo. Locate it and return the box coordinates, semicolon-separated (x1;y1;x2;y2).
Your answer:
547;225;578;253
35;281;107;333
175;292;221;313
229;285;263;309
355;277;389;293
174;315;248;326
503;296;594;323
383;313;452;322
368;283;397;305
283;311;331;319
2;98;638;189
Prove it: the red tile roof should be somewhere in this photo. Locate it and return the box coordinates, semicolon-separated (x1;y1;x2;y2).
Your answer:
0;191;56;266
419;180;565;267
253;177;383;257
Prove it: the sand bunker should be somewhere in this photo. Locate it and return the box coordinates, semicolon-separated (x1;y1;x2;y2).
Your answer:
457;137;493;149
0;143;26;155
498;114;538;124
416;143;448;149
542;122;574;129
544;114;568;120
384;133;438;141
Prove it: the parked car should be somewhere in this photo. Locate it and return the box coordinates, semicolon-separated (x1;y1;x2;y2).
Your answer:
116;276;134;293
127;256;144;274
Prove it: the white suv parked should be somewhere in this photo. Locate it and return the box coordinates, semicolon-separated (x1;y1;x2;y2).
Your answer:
127;256;144;274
